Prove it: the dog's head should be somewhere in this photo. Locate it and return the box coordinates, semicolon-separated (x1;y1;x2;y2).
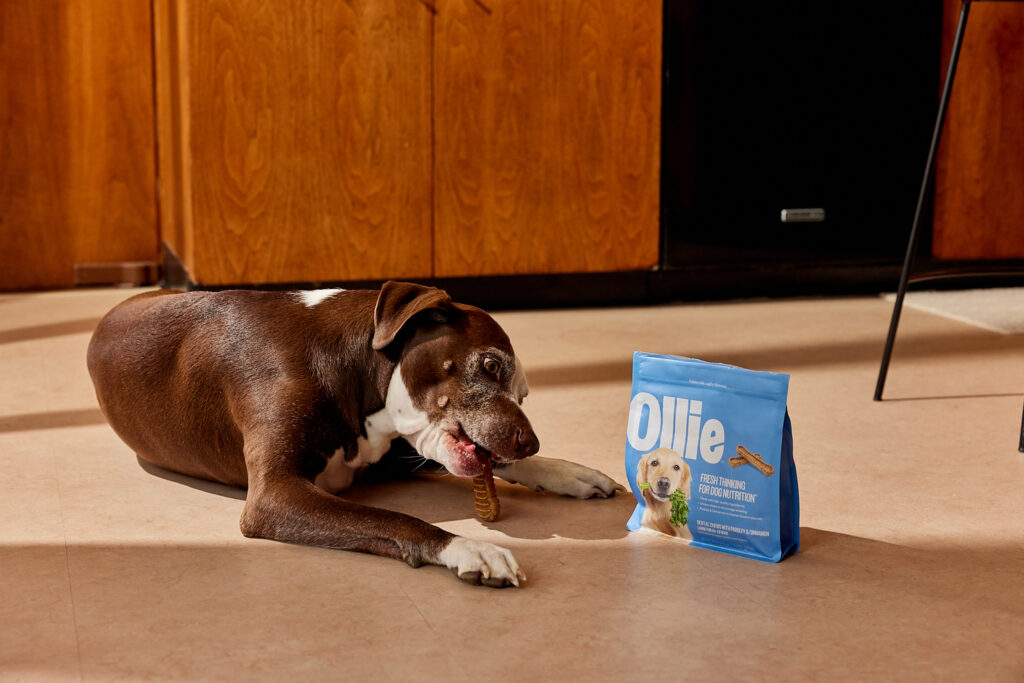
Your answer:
636;448;690;503
372;281;539;477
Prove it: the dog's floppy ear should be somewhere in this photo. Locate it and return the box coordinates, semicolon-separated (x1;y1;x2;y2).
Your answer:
680;460;692;495
372;281;453;350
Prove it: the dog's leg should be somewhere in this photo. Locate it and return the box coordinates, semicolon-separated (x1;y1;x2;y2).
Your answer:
241;477;524;587
495;456;624;499
241;438;525;587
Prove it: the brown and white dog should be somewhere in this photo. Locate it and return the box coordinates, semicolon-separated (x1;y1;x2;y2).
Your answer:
87;281;621;588
636;448;692;541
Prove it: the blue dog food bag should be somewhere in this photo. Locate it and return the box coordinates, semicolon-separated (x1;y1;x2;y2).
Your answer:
625;352;799;562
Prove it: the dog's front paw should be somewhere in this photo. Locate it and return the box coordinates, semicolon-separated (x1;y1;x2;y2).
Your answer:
438;537;525;588
498;456;625;499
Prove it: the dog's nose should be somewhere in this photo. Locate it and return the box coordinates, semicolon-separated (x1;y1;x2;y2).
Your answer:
515;426;540;458
656;477;671;491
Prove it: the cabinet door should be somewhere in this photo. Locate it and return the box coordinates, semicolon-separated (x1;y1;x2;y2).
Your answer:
168;1;434;286
433;0;661;277
0;1;157;290
933;1;1024;260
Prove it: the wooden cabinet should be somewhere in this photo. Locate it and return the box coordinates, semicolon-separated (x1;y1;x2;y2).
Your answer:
933;1;1024;261
157;0;661;286
0;1;158;290
156;0;434;286
433;0;661;277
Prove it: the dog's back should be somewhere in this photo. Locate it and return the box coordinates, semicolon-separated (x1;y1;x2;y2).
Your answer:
89;290;247;484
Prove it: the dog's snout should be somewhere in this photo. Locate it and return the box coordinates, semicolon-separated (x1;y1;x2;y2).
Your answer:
656;477;672;492
515;426;540;458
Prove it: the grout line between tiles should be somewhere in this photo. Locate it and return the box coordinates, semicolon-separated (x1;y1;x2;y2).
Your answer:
398;583;471;682
51;413;85;681
60;539;85;683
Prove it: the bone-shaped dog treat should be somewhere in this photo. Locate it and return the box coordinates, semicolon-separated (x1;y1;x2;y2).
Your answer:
736;445;775;477
473;458;501;522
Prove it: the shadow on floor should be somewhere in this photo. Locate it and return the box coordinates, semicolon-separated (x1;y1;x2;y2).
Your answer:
526;329;1024;389
0;408;107;434
2;530;1022;679
137;457;248;501
0;317;100;345
136;455;632;541
344;473;635;542
879;391;1024;402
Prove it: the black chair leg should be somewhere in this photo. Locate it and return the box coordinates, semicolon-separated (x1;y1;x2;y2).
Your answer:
874;0;973;401
1019;401;1024;453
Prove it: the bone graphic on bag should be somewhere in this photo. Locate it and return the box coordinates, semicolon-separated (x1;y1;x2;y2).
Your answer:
734;445;775;477
728;450;768;468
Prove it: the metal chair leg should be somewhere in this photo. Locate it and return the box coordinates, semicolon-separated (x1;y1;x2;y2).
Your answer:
874;0;974;401
1019;400;1024;452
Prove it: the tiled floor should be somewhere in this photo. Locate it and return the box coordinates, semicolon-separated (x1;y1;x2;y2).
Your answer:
2;287;1023;681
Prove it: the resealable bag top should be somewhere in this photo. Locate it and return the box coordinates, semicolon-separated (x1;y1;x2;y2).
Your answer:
625;352;799;562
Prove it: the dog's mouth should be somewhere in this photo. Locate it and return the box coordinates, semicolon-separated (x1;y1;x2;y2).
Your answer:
649;488;674;502
443;426;494;477
453;427;491;461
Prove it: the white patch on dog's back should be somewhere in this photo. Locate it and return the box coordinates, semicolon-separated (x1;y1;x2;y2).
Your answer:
297;288;346;307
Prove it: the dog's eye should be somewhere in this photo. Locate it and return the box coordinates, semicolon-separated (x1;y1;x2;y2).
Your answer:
651;460;659;467
673;464;680;470
482;358;500;376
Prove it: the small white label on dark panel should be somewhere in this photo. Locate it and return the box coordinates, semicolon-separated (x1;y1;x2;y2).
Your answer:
780;208;826;223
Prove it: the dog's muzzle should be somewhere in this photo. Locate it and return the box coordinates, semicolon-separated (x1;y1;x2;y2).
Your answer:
653;477;674;500
513;426;540;460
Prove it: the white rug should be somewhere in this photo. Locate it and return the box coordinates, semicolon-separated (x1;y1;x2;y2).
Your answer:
882;287;1024;335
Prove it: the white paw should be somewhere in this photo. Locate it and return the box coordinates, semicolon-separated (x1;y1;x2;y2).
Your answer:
497;456;626;499
438;537;526;588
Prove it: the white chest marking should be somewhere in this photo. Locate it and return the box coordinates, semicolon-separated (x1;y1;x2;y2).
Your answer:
313;363;428;493
314;408;396;493
297;288;346;307
385;362;430;435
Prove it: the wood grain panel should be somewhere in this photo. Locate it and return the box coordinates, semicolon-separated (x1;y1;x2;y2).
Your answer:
0;1;158;290
0;2;69;288
185;1;433;286
154;0;193;269
933;1;1024;260
434;0;661;277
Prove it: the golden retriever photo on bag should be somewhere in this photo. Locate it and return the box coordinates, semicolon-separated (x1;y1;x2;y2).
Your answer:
636;448;692;541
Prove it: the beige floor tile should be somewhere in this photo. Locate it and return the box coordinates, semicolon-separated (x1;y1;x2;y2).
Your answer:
0;544;82;681
0;437;66;544
64;543;464;681
2;286;1024;681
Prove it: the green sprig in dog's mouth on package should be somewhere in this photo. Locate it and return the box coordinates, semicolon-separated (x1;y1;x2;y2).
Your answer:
637;482;689;527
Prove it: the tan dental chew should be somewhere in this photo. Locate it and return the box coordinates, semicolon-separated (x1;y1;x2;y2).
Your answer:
736;445;774;477
472;458;501;522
